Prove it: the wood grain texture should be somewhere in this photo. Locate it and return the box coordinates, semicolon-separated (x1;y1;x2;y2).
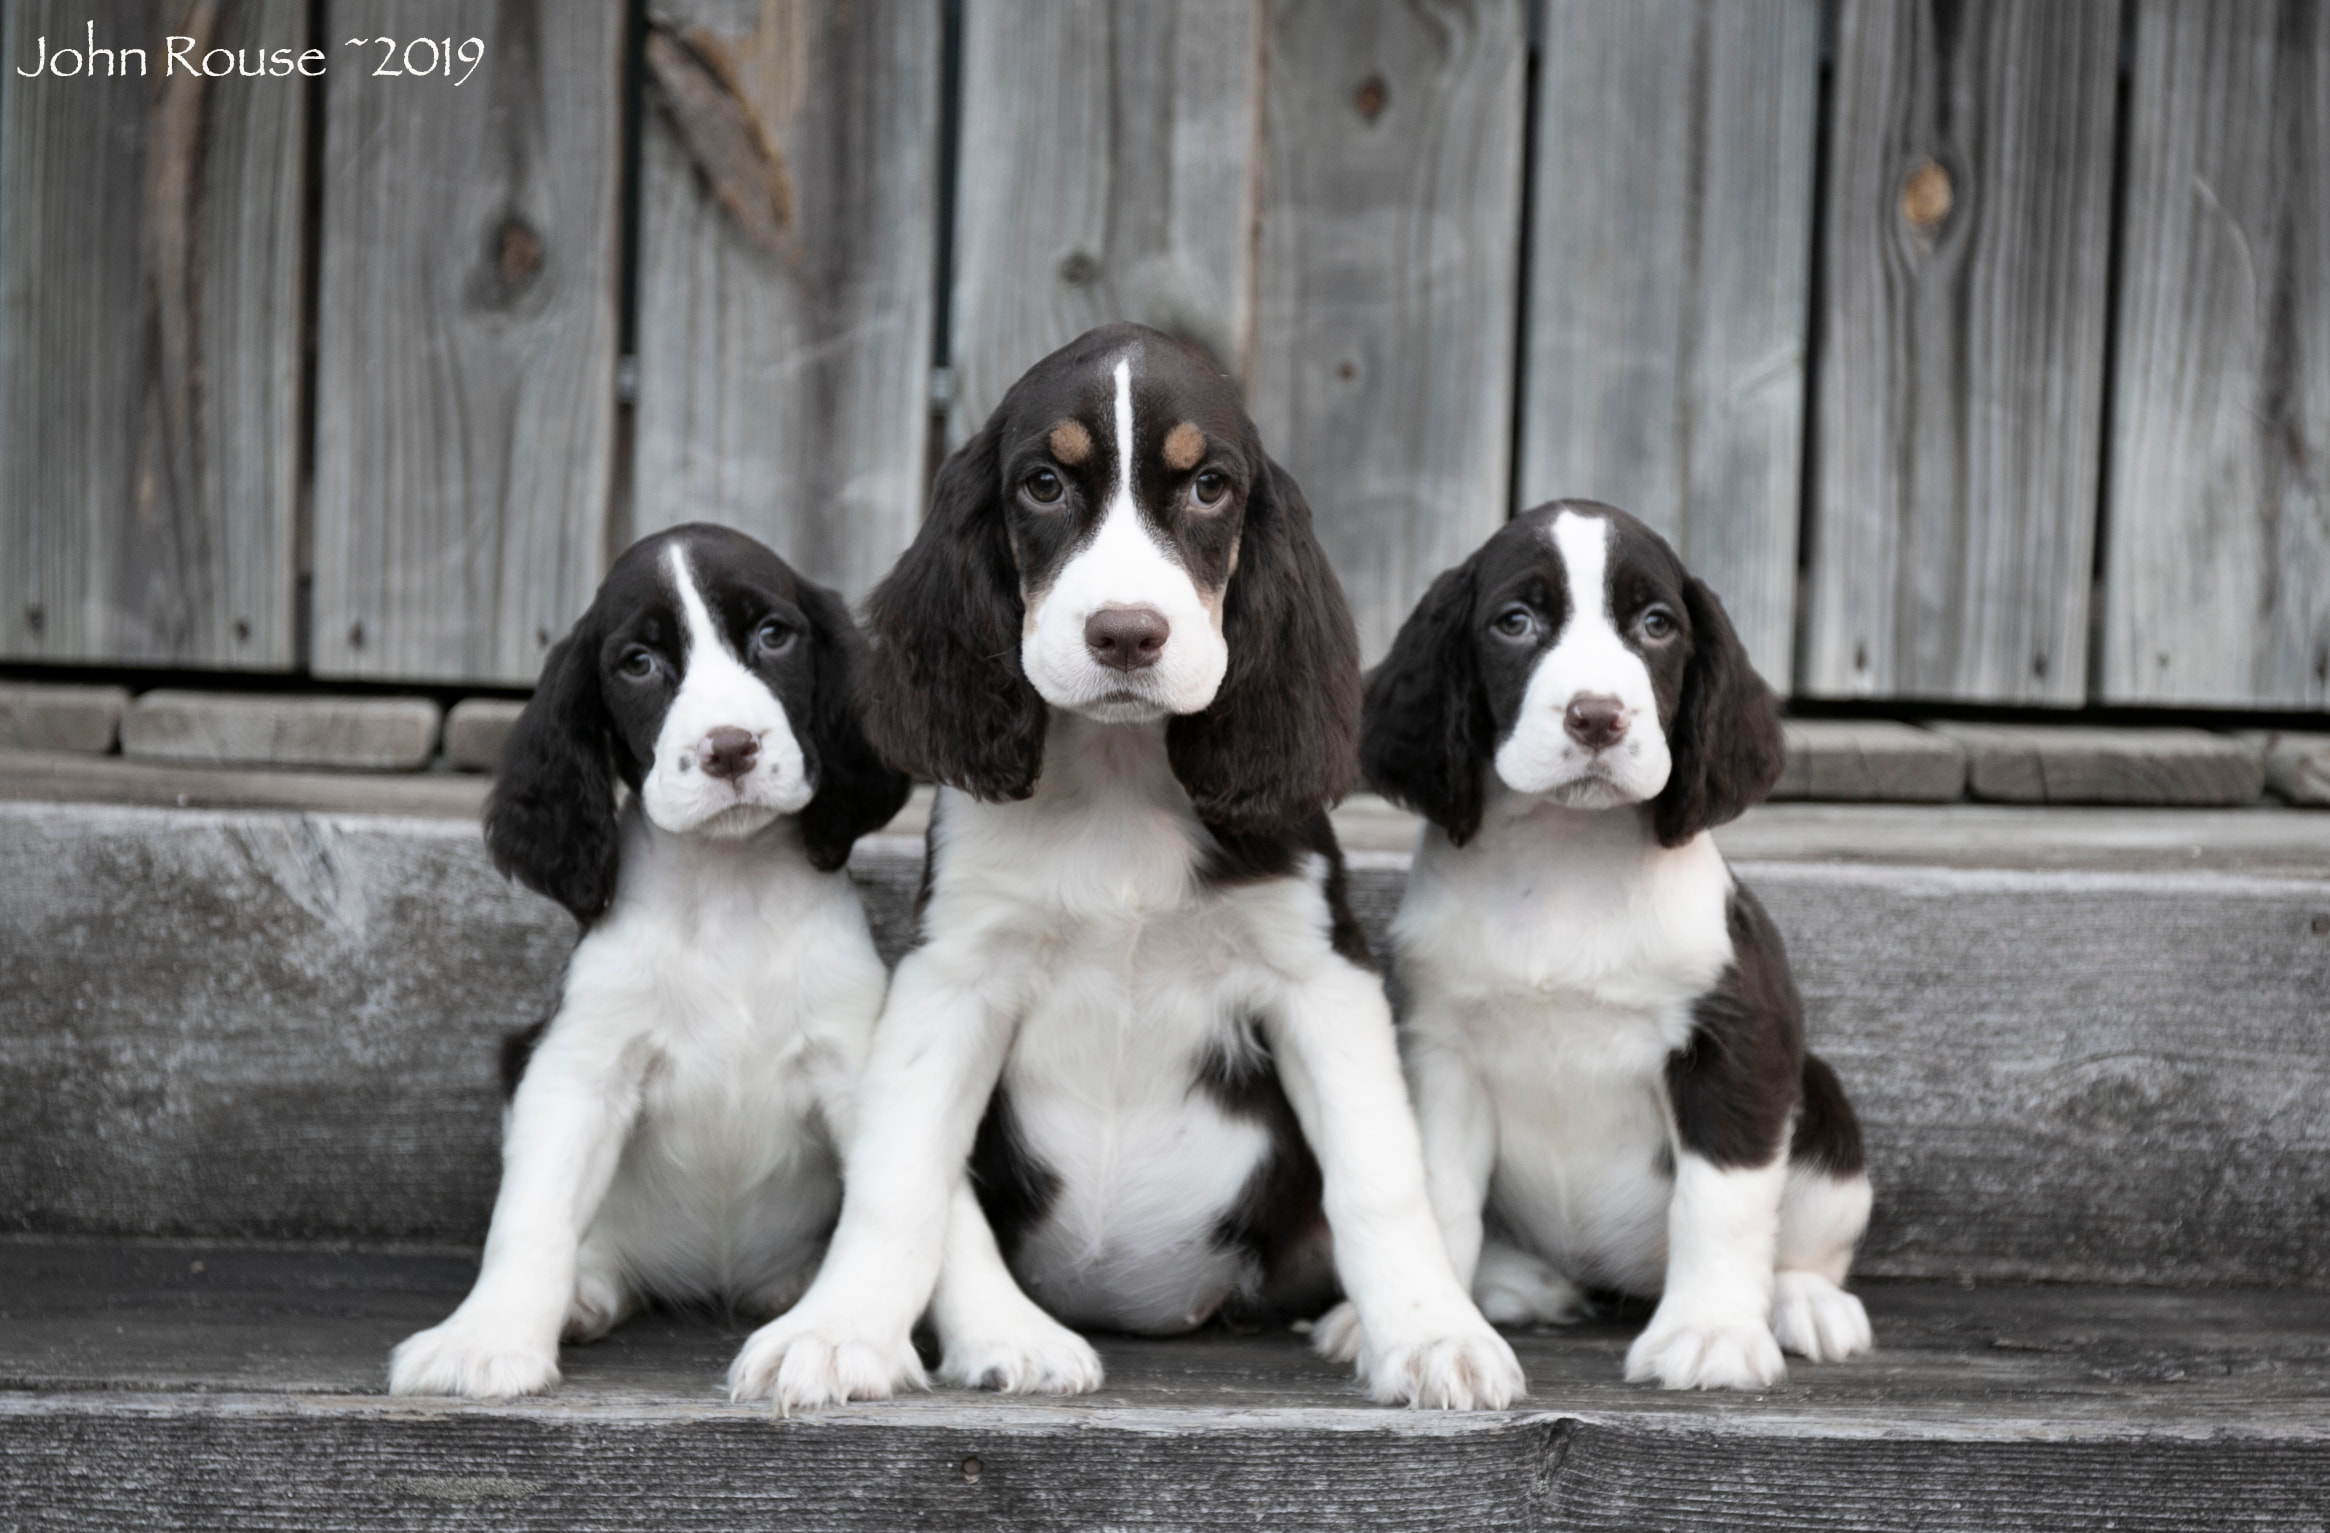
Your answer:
1516;0;1819;686
632;0;941;603
5;803;2329;1285
310;0;622;683
1249;0;1528;661
1803;0;2121;703
3;1249;2329;1530
0;0;305;669
2101;0;2330;708
946;0;1262;444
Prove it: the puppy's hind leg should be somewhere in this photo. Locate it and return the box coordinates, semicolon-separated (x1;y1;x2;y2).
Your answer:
1771;1055;1873;1364
1473;1240;1589;1328
1772;1165;1873;1363
563;1230;641;1343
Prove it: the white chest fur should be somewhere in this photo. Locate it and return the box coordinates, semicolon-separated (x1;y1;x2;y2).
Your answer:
562;809;888;1301
1396;796;1735;1292
925;719;1328;1332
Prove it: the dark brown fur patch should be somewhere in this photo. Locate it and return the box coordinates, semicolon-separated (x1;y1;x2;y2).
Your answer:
1162;421;1205;471
1048;419;1092;465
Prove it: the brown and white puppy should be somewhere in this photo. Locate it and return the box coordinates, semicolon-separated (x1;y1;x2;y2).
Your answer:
1331;502;1874;1390
725;323;1523;1411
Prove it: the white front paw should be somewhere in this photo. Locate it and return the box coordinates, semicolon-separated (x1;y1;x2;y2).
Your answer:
1772;1271;1872;1363
938;1306;1104;1395
389;1319;559;1399
1625;1312;1785;1390
1309;1300;1363;1365
726;1305;927;1414
1355;1316;1526;1410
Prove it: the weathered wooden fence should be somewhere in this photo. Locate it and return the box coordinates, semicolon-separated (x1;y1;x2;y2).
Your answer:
0;0;2323;707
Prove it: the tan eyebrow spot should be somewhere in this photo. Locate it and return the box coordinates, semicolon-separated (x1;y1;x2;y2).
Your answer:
1048;419;1092;465
1162;422;1205;472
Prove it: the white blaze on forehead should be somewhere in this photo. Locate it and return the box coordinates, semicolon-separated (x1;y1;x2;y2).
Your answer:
637;542;812;835
1016;352;1229;721
1552;510;1611;637
1492;510;1675;805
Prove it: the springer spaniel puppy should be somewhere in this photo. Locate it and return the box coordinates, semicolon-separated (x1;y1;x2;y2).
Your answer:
725;324;1522;1412
390;524;937;1398
1329;502;1873;1390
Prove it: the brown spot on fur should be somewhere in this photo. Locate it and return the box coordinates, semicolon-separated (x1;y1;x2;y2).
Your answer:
1162;422;1205;472
1049;420;1092;465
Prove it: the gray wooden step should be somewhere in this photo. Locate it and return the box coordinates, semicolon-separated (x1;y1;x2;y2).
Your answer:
1;1238;2324;1531
4;796;2329;1285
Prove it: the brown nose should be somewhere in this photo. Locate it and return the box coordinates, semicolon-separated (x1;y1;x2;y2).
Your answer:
1084;605;1170;671
701;727;760;781
1563;695;1627;751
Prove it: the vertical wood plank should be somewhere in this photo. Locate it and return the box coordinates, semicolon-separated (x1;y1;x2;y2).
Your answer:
1803;0;2122;703
632;0;940;604
1515;0;1820;687
311;0;621;683
947;0;1262;445
2101;0;2329;708
1249;0;1528;662
0;0;305;669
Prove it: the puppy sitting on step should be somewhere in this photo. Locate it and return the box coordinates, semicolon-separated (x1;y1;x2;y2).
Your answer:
725;324;1521;1412
391;525;947;1398
1325;501;1873;1390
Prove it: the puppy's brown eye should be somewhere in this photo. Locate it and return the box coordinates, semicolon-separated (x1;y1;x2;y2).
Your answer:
1023;468;1064;504
1492;606;1537;639
1639;607;1677;641
618;646;657;678
753;618;794;653
1191;469;1229;507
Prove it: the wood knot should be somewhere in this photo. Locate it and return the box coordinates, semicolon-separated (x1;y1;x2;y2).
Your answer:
498;218;543;284
1057;250;1100;287
1899;159;1953;236
1354;74;1387;121
959;1456;983;1484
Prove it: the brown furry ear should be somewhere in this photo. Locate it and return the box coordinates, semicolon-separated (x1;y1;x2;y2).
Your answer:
1652;576;1784;846
792;576;913;871
1360;560;1493;844
1168;458;1361;832
860;423;1047;799
485;625;620;923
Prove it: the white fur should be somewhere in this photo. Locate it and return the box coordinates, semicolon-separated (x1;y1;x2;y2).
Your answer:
1493;512;1673;808
639;544;814;837
1019;355;1230;723
727;713;1522;1412
388;806;885;1400
1390;782;1872;1390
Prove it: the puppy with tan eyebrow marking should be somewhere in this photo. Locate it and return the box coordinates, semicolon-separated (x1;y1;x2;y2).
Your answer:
1322;502;1874;1391
726;323;1522;1413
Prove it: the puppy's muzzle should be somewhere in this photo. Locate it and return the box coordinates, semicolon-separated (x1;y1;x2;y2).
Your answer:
1563;695;1627;751
700;727;761;781
1085;605;1170;672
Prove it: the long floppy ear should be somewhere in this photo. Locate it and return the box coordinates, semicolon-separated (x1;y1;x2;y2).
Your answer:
861;422;1046;799
792;576;913;871
484;625;621;923
1168;458;1361;833
1360;559;1493;845
1652;576;1785;846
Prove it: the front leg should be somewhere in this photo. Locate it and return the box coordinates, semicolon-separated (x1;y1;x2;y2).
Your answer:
389;1020;647;1398
1626;994;1795;1390
929;1179;1103;1395
1311;1024;1499;1366
727;945;1016;1412
1266;961;1523;1409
